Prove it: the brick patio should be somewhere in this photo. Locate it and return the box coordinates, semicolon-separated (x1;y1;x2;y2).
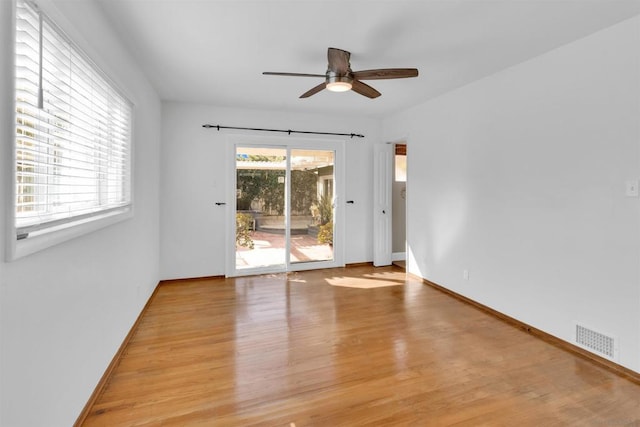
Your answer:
236;230;333;269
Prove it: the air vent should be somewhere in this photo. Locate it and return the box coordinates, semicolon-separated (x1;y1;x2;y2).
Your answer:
575;323;617;360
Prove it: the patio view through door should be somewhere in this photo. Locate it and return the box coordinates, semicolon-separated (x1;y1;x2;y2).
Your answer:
233;144;338;275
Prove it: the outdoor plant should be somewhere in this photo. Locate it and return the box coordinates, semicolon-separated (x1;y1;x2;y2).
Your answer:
316;194;333;245
236;169;285;214
236;212;254;249
317;194;333;225
317;221;333;245
291;169;318;215
237;168;317;216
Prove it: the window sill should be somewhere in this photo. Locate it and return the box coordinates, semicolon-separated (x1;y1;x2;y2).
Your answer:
7;207;132;261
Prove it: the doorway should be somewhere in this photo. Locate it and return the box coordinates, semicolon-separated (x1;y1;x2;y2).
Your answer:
373;141;407;267
392;143;407;268
229;140;343;277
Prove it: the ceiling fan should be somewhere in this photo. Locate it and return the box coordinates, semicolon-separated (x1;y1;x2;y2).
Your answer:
263;47;419;99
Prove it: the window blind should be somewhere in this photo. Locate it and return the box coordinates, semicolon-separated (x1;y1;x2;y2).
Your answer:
15;0;132;239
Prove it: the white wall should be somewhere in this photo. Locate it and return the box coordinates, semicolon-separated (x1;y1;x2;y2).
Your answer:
161;102;380;279
0;1;161;426
384;16;640;372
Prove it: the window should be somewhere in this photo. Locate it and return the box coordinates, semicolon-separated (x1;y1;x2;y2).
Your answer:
322;177;334;199
13;0;132;251
394;144;407;182
395;155;407;182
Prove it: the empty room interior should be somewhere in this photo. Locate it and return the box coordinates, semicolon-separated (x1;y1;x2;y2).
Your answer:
2;0;640;425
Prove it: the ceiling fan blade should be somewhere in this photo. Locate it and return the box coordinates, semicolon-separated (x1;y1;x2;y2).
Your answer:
263;72;325;78
351;80;381;99
353;68;419;80
300;82;326;98
328;48;351;75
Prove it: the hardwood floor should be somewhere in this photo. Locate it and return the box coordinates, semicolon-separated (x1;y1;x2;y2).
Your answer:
81;266;640;426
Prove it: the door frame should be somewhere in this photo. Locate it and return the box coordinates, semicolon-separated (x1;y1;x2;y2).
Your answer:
373;138;409;267
392;142;407;262
225;134;345;277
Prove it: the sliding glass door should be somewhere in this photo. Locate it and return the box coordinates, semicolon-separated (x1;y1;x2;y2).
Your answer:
289;149;334;265
230;140;342;276
235;147;287;271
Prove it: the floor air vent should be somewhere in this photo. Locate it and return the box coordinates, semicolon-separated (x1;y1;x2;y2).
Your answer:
575;323;616;360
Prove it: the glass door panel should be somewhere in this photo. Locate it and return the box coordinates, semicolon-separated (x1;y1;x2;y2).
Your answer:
289;149;334;264
235;146;286;271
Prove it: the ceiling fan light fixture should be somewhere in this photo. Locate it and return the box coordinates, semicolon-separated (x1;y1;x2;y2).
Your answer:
326;81;352;92
326;74;353;92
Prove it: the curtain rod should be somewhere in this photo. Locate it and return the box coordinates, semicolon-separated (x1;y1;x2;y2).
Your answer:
202;124;364;139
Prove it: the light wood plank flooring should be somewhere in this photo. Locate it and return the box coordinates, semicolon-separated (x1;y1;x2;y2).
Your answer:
82;266;640;426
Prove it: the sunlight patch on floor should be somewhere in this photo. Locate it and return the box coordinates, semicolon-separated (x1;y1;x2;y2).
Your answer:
326;271;405;289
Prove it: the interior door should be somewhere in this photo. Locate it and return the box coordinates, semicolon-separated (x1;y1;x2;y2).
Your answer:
373;142;393;266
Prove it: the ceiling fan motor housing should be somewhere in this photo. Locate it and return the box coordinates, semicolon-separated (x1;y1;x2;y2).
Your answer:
326;71;353;92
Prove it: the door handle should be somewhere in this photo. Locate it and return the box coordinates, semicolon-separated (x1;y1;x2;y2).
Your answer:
215;202;226;206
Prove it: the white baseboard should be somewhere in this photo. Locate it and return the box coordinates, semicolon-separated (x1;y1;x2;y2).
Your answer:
392;252;406;261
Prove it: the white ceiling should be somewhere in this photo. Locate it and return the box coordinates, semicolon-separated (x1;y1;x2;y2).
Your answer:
96;0;640;118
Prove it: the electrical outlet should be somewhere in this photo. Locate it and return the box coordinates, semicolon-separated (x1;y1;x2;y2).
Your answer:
463;269;469;280
626;180;639;197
